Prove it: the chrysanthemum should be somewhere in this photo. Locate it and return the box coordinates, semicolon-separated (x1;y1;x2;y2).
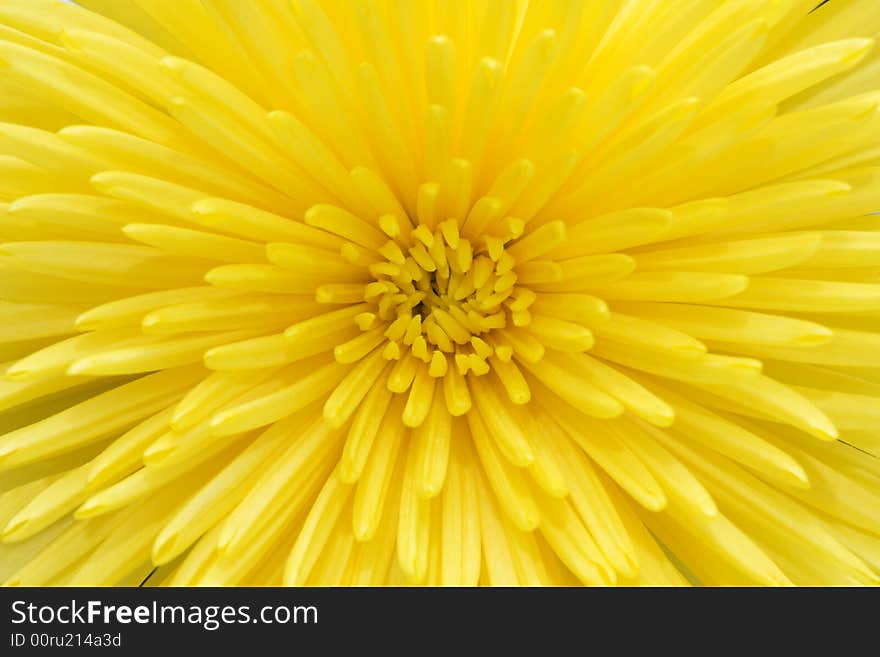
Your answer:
0;0;879;587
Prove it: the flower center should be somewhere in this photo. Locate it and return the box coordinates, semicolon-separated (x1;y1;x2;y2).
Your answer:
353;215;533;377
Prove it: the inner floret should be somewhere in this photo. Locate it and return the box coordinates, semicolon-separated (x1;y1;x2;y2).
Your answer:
363;215;528;376
307;203;545;428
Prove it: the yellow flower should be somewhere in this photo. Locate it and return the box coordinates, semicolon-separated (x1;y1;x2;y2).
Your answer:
0;0;879;587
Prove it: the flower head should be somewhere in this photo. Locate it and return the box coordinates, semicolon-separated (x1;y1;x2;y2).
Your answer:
1;0;880;586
